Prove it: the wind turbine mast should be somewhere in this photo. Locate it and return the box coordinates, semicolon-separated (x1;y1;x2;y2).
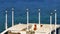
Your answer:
5;10;8;30
12;8;14;26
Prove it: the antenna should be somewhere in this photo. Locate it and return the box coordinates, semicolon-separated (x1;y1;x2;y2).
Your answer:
12;8;14;26
38;9;40;27
50;13;53;34
55;10;57;34
5;10;8;30
26;8;29;31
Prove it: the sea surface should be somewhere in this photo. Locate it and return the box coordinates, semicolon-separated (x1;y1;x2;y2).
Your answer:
0;0;60;33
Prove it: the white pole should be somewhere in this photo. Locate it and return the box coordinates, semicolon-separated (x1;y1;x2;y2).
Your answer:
12;8;14;26
5;10;8;30
55;10;57;34
50;13;53;34
26;8;29;31
38;9;40;27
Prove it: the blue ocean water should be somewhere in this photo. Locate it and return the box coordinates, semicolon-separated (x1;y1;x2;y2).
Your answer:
0;0;60;33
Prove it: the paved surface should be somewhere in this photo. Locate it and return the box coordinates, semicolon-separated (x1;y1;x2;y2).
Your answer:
1;24;60;34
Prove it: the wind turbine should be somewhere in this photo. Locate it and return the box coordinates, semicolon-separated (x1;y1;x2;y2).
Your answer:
12;8;14;26
5;10;8;30
26;8;29;31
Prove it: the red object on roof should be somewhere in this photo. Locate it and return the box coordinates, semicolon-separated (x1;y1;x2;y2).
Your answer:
34;24;37;31
40;25;43;27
